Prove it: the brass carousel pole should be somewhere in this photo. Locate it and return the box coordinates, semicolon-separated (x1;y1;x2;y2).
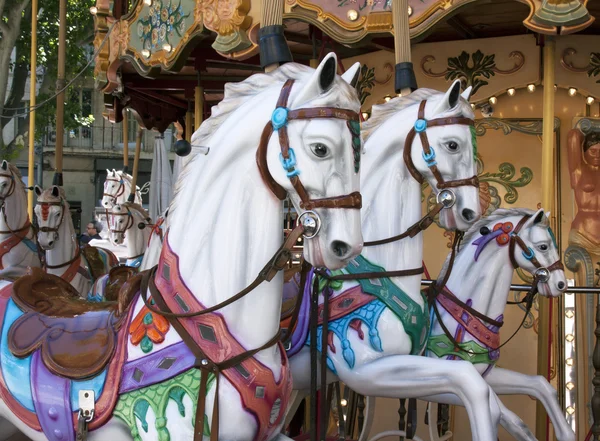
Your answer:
128;126;142;202
122;109;129;173
536;36;556;441
195;73;203;130
53;0;67;186
27;0;39;218
393;0;417;96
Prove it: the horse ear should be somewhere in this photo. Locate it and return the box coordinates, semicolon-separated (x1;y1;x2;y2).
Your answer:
293;52;338;107
111;169;116;177
341;62;361;88
545;210;551;220
51;186;60;198
461;86;473;101
1;160;7;171
34;185;42;196
432;79;462;116
106;169;110;175
524;208;545;229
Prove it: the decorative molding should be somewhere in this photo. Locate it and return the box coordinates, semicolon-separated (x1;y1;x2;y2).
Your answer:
588;53;600;83
561;47;590;73
576;117;600;135
474;117;560;137
201;0;252;53
374;62;393;85
522;0;594;36
421;50;525;95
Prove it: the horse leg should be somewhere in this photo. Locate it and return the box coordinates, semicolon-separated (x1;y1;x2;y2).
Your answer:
484;368;575;441
336;356;501;441
422;393;537;441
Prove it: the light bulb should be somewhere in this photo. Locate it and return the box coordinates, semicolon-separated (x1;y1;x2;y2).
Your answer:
566;406;575;415
384;95;391;102
565;310;574;318
587;96;595;105
162;43;172;53
569;87;577;97
141;49;151;58
347;9;358;21
527;84;536;93
89;6;98;14
362;112;369;120
489;96;497;105
566;358;574;366
507;88;516;97
566;382;575;390
408;6;412;16
341;399;348;407
566;334;574;342
144;0;152;5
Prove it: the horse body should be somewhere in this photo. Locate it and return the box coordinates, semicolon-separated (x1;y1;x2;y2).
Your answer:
0;161;40;279
102;170;143;209
287;82;512;441
0;55;364;441
425;208;574;441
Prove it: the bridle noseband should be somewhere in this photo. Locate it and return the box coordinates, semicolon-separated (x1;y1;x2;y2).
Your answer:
403;100;479;207
256;79;363;238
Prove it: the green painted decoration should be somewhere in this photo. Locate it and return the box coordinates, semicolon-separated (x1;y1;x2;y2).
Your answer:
344;255;430;355
137;0;190;52
114;369;215;441
427;334;496;365
446;50;496;95
140;336;153;354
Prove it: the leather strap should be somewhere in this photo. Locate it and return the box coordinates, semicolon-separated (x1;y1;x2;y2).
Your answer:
103;178;125;203
256;80;362;210
0;219;31;269
36;199;66;234
107;207;134;234
143;268;283;441
509;215;563;273
140;224;304;319
281;260;311;346
364;202;444;247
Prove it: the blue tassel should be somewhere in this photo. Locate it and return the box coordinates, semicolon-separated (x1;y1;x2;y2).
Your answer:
341;339;355;368
369;328;383;352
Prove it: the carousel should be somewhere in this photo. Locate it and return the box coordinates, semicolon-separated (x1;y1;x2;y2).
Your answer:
0;0;600;440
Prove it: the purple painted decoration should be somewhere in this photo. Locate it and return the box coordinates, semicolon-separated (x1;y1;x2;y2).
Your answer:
120;342;195;393
285;268;313;357
472;229;504;261
31;351;75;441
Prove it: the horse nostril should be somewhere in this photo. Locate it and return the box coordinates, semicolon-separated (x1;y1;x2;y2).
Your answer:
48;241;54;247
558;281;566;291
461;208;477;222
331;240;351;258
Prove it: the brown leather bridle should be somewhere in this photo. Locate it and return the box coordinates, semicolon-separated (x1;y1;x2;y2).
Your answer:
256;79;363;215
509;214;564;282
103;177;125;205
403;100;479;191
36;199;66;237
107;207;135;235
0;170;16;205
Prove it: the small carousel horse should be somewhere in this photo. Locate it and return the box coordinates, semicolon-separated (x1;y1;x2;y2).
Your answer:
108;203;151;268
34;185;119;295
102;169;142;208
87;203;151;302
0;54;364;441
0;160;40;278
418;207;573;441
284;81;506;441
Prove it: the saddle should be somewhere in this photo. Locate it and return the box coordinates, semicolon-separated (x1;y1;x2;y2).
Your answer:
81;245;108;280
8;267;141;380
103;265;139;302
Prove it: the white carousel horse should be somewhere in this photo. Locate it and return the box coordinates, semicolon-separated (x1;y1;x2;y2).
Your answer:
108;203;151;268
284;81;509;441
0;54;363;441
102;169;143;209
419;207;572;441
87;203;151;302
0;160;40;279
359;208;573;441
33;185;119;296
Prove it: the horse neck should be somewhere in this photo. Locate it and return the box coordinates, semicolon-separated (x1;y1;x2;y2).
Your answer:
168;86;284;362
0;185;28;239
127;211;149;258
441;242;515;324
359;112;423;298
46;211;78;276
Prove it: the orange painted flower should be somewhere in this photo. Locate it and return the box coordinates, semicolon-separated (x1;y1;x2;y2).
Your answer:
129;299;170;353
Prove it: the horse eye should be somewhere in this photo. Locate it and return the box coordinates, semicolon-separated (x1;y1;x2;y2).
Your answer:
539;244;548;251
446;141;459;152
310;143;329;158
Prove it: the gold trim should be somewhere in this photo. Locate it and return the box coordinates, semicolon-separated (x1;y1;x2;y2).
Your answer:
289;0;368;32
492;51;525;75
561;47;590;73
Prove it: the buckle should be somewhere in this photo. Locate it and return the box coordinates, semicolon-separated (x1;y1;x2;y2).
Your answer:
260;248;292;281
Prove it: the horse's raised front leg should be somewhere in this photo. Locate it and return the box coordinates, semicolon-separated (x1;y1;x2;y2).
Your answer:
484;367;575;441
336;356;501;441
422;392;537;441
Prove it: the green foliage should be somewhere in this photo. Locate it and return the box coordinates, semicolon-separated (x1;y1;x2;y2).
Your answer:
588;53;600;83
445;50;496;95
4;0;96;143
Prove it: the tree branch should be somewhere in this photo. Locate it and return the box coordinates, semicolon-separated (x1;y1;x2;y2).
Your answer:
0;61;27;130
0;21;9;36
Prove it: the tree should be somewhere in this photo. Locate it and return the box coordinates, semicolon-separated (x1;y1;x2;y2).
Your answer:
0;0;96;159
